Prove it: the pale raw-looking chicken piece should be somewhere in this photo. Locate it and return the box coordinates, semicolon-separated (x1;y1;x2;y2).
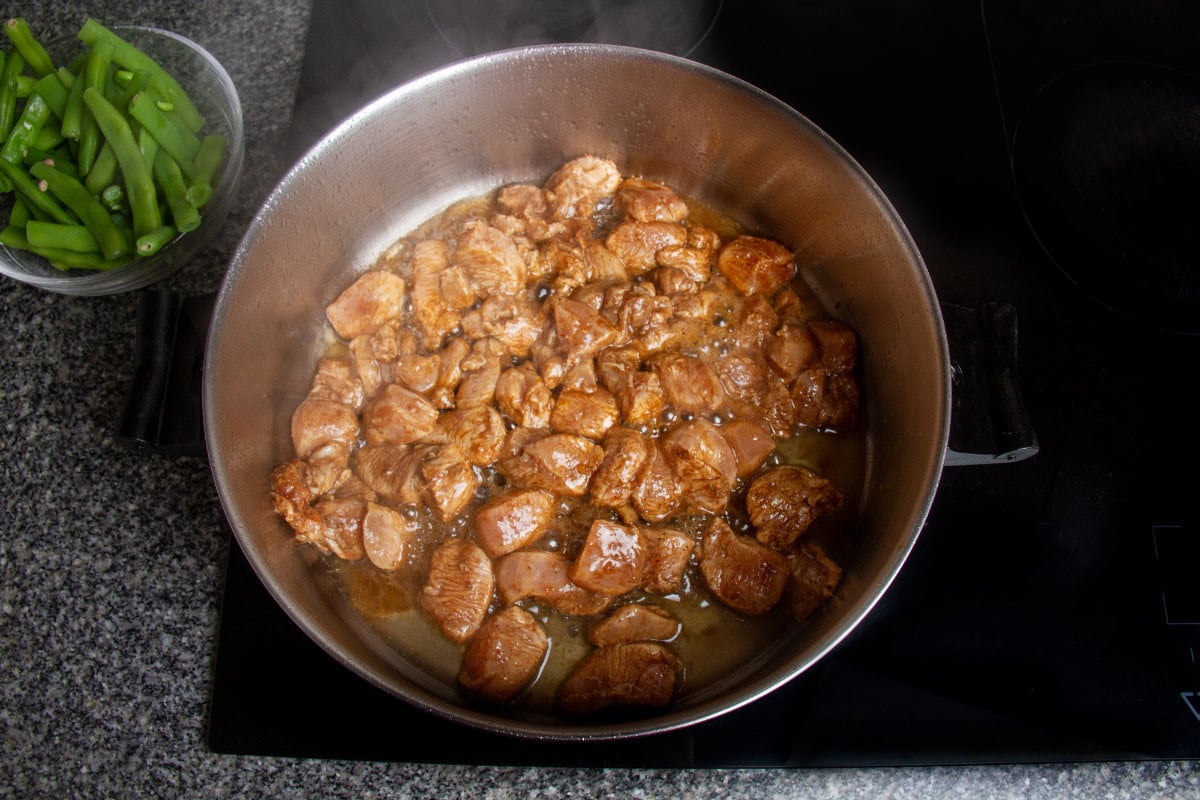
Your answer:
785;541;843;623
588;603;681;647
605;220;688;275
569;519;647;596
544;155;622;220
473;489;556;558
717;235;796;296
495;362;554;429
325;270;407;340
614;176;689;223
719;419;776;478
500;433;605;496
494;550;614;616
557;642;681;715
409;239;461;348
361;383;439;446
362;500;417;571
453;220;527;296
659;418;738;514
458;605;548;702
698;517;789;616
419;538;495;644
549;388;620;440
746;466;843;550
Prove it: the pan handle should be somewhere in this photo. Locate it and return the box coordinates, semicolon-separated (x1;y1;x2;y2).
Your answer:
941;301;1039;467
114;292;1039;467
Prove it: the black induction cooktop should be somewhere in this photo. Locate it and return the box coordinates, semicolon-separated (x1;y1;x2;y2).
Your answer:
205;0;1200;766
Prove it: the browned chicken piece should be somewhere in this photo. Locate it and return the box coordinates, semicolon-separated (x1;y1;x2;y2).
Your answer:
495;183;566;241
362;500;417;571
309;495;367;560
309;356;365;409
393;350;442;395
640;526;695;593
557;642;681;715
453;220;527;296
570;519;647;596
772;286;808;324
698;517;789;616
715;350;797;438
588;603;681;647
361;383;439;446
460;293;542;358
409;239;462;348
495;363;554;428
732;294;780;350
604;220;688;275
809;319;859;372
657;224;719;281
473;488;557;558
746;466;843;550
551;296;620;367
660;418;738;514
610;288;673;345
588;427;650;509
655;265;699;296
348;334;387;399
596;347;666;428
716;235;796;296
430;337;471;410
560;357;599;394
537;237;590;295
720;419;776;478
456;337;508;409
651;353;728;417
765;323;820;384
630;440;682;523
494;550;614;616
419;538;495;644
271;459;324;541
458;605;548;702
290;393;359;462
550;388;619;440
437;404;507;466
614;176;689;223
439;264;480;311
582;240;629;283
792;369;859;431
544;155;622;220
353;442;432;506
324;270;407;340
421;444;480;521
784;541;843;623
499;433;605;496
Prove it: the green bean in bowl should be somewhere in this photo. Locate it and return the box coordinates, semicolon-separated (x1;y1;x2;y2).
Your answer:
0;17;243;295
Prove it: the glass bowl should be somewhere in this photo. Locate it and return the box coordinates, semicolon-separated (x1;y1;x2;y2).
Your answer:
0;25;244;295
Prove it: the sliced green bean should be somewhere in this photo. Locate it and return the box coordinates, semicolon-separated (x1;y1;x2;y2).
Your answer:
9;196;30;227
56;66;75;89
76;40;114;176
14;75;35;98
128;90;200;175
186;134;225;207
0;51;25;142
30;158;129;260
77;19;205;132
25;220;101;254
83;141;118;195
0;158;77;224
82;86;161;237
135;224;176;257
1;93;51;170
0;224;29;249
30;73;71;119
38;246;129;271
4;18;55;77
153;149;200;233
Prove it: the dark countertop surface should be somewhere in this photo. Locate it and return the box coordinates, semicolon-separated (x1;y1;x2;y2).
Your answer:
1;1;1196;797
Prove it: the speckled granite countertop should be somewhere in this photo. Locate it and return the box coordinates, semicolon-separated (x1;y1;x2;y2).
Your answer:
0;1;1195;797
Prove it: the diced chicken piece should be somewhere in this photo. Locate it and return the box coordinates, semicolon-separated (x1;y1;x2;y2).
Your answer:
410;240;461;348
596;348;666;428
325;270;407;340
588;427;650;509
453;220;526;296
538;237;590;295
698;518;789;616
544;155;622;220
362;500;417;570
496;183;565;242
439;264;480;311
353;442;432;506
785;541;843;623
421;444;480;521
431;337;471;410
630;440;682;523
614;176;689;223
582;240;628;283
660;419;738;514
362;383;439;446
570;519;647;596
557;642;681;715
611;289;673;343
551;296;620;366
809;319;859;372
393;350;441;395
550;388;619;440
588;603;681;647
271;459;324;540
460;294;542;358
456;338;507;409
651;353;727;416
499;433;605;496
746;466;843;550
495;363;554;428
765;323;820;383
792;369;860;432
604;221;688;275
655;265;699;296
657;224;719;281
435;404;505;466
560;357;599;394
473;489;556;558
640;526;695;594
772;286;808;324
494;550;614;616
419;538;495;644
715;351;797;438
458;605;548;702
308;495;367;560
349;334;387;399
720;419;776;478
308;356;365;409
290;394;359;461
716;235;796;296
732;294;780;350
